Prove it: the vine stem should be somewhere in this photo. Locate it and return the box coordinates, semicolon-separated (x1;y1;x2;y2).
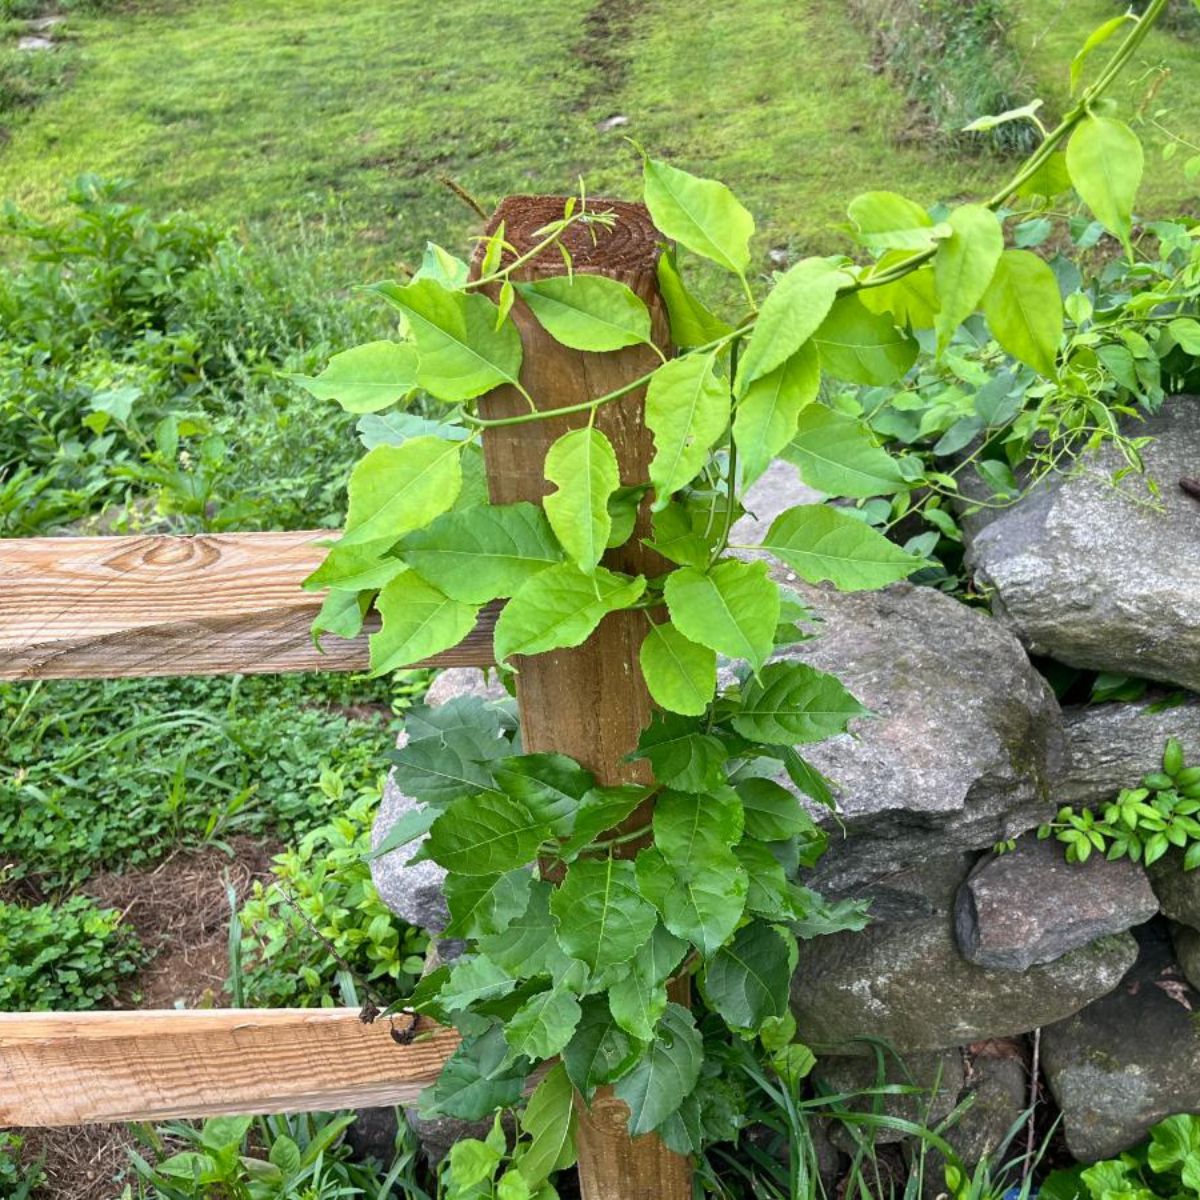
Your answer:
708;337;742;568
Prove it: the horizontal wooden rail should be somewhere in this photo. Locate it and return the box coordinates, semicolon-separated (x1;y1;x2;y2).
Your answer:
0;1009;459;1126
0;532;497;681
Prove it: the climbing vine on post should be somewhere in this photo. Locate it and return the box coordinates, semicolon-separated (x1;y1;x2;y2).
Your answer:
296;4;1167;1193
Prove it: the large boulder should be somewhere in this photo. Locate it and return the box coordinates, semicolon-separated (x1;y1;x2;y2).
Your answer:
1147;852;1200;932
966;397;1200;691
790;853;1137;1053
780;581;1065;893
1053;698;1200;810
955;834;1157;971
1042;922;1200;1162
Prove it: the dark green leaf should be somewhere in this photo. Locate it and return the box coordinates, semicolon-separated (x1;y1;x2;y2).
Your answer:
732;660;867;744
703;921;792;1029
612;1003;703;1135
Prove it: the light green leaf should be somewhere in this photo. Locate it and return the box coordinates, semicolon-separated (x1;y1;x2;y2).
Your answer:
663;558;779;672
413;242;470;289
544;427;620;572
934;204;1004;354
291;341;418;413
612;1003;703;1135
758;503;924;590
563;996;640;1099
736;776;815;841
370;572;480;675
636;846;747;956
427;792;550;875
703;921;792;1030
847;191;937;252
493;563;645;661
981;249;1063;378
505;986;582;1062
733;341;820;486
1071;15;1132;93
303;541;407;592
657;249;732;347
356;410;470;450
732;660;868;744
639;620;717;716
398;502;562;604
608;926;688;1041
737;258;848;387
647;503;712;570
517;275;651;352
642;155;754;276
1169;318;1200;355
444;869;534;940
645;352;728;510
374;278;522;402
517;1064;577;1187
963;98;1045;134
859;252;938;330
1066;115;1143;252
341;436;463;553
550;856;658;973
813;294;918;385
310;588;370;646
440;954;517;1011
782;404;907;498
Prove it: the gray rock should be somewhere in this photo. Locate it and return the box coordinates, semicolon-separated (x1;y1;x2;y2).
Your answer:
370;668;508;933
17;35;53;50
945;1048;1029;1169
1170;922;1200;991
816;1049;965;1148
779;581;1065;893
966;396;1200;691
730;458;821;549
1042;923;1200;1161
791;850;1138;1053
955;835;1157;970
1054;698;1200;810
1147;851;1200;931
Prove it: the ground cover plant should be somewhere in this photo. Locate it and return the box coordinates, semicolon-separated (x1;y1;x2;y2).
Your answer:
293;7;1176;1186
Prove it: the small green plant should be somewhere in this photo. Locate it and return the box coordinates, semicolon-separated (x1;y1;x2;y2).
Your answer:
0;893;145;1009
0;1131;45;1200
235;777;427;1008
1039;737;1200;867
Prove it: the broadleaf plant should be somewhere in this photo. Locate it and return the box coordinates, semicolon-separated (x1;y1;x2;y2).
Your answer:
299;2;1168;1164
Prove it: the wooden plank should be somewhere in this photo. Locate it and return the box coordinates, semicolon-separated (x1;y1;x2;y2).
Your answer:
0;1009;459;1126
0;531;497;681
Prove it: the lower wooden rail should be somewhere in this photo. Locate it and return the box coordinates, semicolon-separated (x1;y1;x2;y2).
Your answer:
0;1009;458;1126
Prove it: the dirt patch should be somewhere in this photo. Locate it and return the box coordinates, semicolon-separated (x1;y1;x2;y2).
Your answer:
81;835;278;1008
15;1124;137;1200
572;0;646;105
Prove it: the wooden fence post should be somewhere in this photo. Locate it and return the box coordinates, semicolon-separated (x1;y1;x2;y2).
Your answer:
472;196;691;1199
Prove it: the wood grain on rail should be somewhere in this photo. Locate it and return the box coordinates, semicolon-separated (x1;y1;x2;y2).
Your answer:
0;1008;459;1126
0;531;497;680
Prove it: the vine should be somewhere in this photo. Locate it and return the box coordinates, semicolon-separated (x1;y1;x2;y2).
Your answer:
294;3;1169;1187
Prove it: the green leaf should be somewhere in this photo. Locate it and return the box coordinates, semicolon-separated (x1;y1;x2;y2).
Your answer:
642;155;754;276
859;253;938;330
303;541;407;592
544;427;620;572
1169;318;1200;356
663;558;779;672
441;955;517;1011
358;410;471;451
733;341;820;487
493;564;645;661
758;503;924;590
735;838;799;918
647;503;712;569
737;258;848;387
645;352;728;509
654;788;744;875
493;754;594;834
478;881;575;978
427;793;550;875
422;1027;527;1120
631;712;728;793
444;869;534;940
368;804;438;860
414;242;470;289
268;1134;302;1178
608;926;688;1041
1070;15;1132;94
657;249;732;347
505;986;583;1062
847;191;937;252
934;204;1004;355
782;404;907;498
311;588;370;646
558;785;652;861
291;341;418;413
1066;115;1143;252
813;293;918;386
612;1004;703;1135
639;620;717;716
398;502;561;604
563;996;640;1099
550;856;658;973
636;846;747;955
517;275;651;352
341;437;463;553
517;1064;577;1187
374;278;523;402
703;921;792;1030
736;776;815;841
388;734;502;808
981;249;1063;378
370;572;480;675
732;660;867;744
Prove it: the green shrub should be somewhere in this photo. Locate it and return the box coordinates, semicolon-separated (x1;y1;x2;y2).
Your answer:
1127;0;1200;35
235;781;428;1008
847;0;1036;154
0;673;402;891
0;893;145;1009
